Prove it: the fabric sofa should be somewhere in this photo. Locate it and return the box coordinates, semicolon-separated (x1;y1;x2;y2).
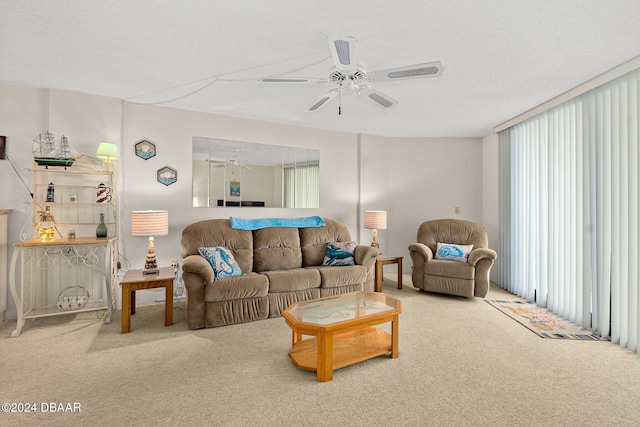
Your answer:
180;218;379;329
408;219;497;298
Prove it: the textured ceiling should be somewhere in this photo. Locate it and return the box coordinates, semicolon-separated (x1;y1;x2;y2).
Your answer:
1;1;640;137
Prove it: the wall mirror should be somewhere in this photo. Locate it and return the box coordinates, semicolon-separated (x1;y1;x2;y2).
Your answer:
192;137;320;208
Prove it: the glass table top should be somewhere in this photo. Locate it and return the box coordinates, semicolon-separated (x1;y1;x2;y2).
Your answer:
285;292;400;326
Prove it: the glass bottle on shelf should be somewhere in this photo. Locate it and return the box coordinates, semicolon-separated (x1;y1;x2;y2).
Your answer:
96;213;108;238
39;205;56;242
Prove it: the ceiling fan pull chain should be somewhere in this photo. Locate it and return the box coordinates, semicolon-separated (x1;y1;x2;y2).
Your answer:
338;84;342;115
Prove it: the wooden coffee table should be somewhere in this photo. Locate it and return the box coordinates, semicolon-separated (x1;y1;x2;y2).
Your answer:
282;292;402;382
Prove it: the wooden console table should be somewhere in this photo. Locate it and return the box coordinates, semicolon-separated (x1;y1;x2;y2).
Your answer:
375;256;403;292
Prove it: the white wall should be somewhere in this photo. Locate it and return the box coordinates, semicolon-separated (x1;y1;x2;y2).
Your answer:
0;82;500;317
120;102;360;304
482;133;500;283
360;134;487;273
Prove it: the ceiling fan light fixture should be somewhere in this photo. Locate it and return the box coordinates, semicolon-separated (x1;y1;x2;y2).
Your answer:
388;66;440;78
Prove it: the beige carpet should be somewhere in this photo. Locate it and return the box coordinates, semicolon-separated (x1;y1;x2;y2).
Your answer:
2;276;640;427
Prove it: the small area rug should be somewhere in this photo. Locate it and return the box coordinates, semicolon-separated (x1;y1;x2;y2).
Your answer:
486;299;609;340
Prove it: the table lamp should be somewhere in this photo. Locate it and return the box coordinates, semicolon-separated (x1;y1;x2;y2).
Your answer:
96;141;118;171
131;210;168;275
96;142;118;161
364;210;387;251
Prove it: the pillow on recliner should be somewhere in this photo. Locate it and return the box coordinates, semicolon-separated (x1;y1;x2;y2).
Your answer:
198;247;243;279
435;242;474;263
322;241;356;266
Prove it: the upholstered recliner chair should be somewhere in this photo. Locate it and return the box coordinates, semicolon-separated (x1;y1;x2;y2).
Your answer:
408;219;497;298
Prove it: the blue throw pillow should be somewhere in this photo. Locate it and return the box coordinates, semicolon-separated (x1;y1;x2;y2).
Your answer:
434;242;474;263
198;247;243;279
322;241;356;266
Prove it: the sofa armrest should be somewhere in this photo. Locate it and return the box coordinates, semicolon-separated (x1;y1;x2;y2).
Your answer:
408;243;433;262
354;245;379;292
182;254;215;284
354;245;378;270
467;248;497;267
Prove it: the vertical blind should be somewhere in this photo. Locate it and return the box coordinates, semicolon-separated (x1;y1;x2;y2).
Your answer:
499;68;640;353
283;162;319;208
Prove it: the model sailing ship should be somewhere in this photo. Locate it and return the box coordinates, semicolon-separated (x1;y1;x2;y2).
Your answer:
33;131;79;168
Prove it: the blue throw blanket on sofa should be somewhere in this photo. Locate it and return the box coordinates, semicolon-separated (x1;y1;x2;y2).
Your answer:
230;216;326;231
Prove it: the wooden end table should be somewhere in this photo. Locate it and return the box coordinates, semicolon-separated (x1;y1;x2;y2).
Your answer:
375;256;403;292
120;266;174;334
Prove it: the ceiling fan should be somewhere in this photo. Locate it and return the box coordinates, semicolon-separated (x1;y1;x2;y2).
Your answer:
210;160;251;169
209;147;252;169
260;35;444;114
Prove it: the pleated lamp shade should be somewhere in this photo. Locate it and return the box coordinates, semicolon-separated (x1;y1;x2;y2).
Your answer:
364;211;387;230
364;210;387;251
131;210;169;237
131;210;168;275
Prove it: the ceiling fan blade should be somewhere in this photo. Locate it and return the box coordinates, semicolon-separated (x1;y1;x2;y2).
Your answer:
328;35;358;72
367;61;444;82
260;77;328;84
305;89;338;113
358;86;398;111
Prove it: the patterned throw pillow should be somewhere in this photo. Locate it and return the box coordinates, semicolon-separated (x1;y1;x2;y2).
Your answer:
322;241;357;266
198;247;243;279
434;242;474;263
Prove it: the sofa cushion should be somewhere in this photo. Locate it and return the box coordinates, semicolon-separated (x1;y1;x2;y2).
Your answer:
181;219;254;273
416;219;488;255
309;265;367;288
300;218;353;266
425;259;475;280
434;242;473;263
204;273;269;302
322;241;356;266
262;268;321;292
253;227;302;272
198;247;243;279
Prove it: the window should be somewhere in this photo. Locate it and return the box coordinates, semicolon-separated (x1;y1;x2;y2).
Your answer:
283;162;319;208
499;68;640;353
